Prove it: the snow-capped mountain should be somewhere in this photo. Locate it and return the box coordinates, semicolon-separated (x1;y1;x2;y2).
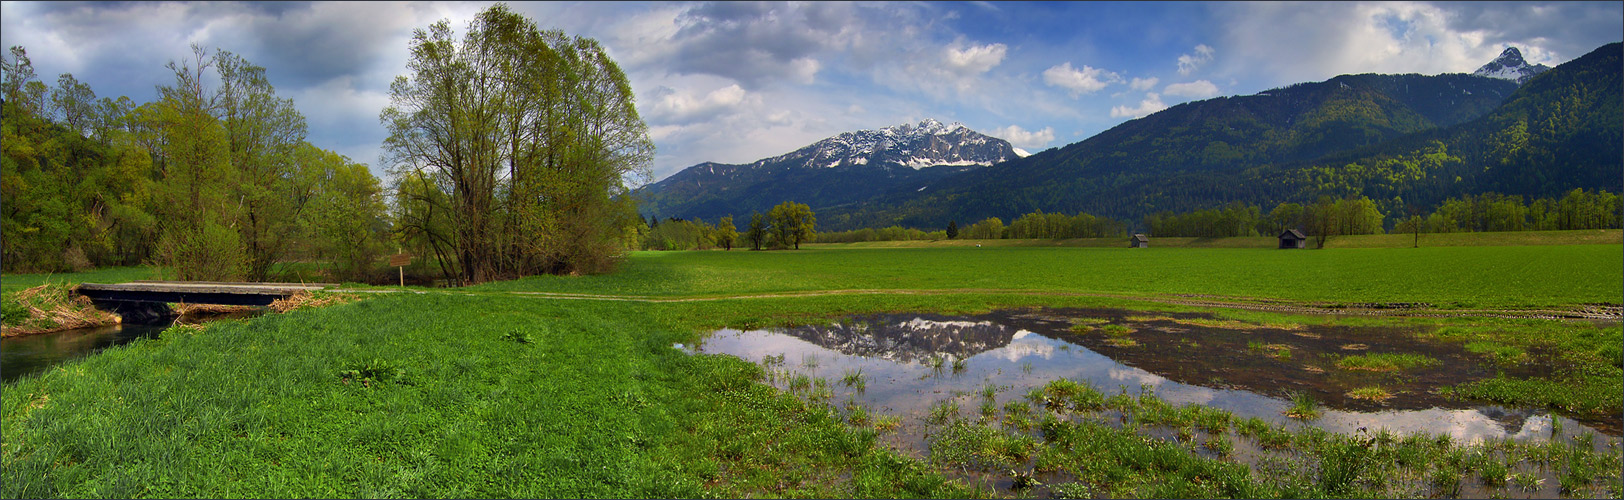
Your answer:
1474;47;1552;84
752;118;1024;170
635;120;1023;221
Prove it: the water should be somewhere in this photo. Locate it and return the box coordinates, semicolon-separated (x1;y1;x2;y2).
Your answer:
1;310;264;383
693;308;1619;454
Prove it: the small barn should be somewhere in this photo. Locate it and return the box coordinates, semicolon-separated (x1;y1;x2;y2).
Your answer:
1278;229;1307;249
1129;234;1149;248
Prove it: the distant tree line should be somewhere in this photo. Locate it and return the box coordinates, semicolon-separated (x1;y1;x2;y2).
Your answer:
820;210;1127;242
1141;189;1621;241
641;201;812;251
2;45;389;281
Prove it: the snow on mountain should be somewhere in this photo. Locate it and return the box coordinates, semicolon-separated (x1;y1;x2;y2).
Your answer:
751;119;1021;171
1473;47;1552;84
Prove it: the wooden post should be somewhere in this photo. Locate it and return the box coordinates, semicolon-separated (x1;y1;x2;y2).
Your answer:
388;252;413;288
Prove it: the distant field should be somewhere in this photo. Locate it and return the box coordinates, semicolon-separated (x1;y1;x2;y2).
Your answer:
807;229;1622;249
475;243;1622;308
0;266;164;294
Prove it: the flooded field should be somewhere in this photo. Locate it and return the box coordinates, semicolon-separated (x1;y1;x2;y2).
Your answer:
693;308;1622;497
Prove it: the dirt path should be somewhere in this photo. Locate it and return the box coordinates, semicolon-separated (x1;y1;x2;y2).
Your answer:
439;288;1622;321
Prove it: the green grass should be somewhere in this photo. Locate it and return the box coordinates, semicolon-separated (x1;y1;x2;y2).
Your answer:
470;244;1622;308
6;240;1622;497
804;229;1622;249
1334;352;1443;372
0;294;973;498
1;266;165;294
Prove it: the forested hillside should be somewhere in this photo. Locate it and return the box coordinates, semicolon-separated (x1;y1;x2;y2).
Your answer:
817;42;1621;232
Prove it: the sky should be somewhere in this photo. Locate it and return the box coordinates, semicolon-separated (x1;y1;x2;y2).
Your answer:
3;1;1620;185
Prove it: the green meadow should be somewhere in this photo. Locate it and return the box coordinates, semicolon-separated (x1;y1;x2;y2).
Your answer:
3;242;1621;497
477;243;1622;309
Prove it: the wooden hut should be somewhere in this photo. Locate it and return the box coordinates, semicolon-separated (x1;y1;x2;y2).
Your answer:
1278;229;1307;249
1129;234;1149;248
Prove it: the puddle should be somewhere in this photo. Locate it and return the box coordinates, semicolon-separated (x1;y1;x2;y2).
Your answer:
695;308;1619;461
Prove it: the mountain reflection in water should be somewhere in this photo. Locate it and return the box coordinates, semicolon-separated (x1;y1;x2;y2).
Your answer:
696;309;1618;453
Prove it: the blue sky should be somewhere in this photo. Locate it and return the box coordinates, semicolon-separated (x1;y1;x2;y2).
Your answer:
2;1;1620;184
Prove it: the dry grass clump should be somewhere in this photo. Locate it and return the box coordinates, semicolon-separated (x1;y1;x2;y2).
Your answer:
1;284;121;337
173;303;258;315
269;291;359;313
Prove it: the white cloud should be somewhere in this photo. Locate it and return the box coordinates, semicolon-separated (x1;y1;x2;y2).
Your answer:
943;40;1007;76
1129;76;1159;91
645;83;757;126
991;124;1055;150
1110;92;1167;119
1177;43;1214;76
1163;80;1220;99
1209;2;1618;87
1042;62;1121;97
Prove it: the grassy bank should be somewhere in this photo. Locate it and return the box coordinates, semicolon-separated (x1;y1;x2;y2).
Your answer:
475;244;1621;308
1;293;973;498
0;284;122;337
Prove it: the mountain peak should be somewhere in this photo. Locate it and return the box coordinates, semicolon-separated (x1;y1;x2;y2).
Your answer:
753;119;1015;170
1474;46;1551;84
882;118;964;136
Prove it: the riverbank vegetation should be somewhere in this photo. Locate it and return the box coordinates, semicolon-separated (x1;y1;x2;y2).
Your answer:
0;284;120;337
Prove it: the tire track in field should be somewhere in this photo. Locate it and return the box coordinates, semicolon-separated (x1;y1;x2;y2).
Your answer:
467;288;1622;321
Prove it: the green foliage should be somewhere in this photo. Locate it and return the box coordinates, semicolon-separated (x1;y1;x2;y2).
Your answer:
382;5;654;283
1335;352;1442;372
768;201;816;249
2;44;388;281
945;220;958;239
746;211;768;251
714;216;738;251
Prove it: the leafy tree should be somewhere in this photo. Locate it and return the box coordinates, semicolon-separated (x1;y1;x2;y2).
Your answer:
50;73;96;135
302;147;387;282
769;201;815;249
150;45;245;281
946;220;958;239
1306;196;1339;249
715;215;738;250
216;50;314;281
965;217;1005;239
1395;215;1424;248
382;4;653;283
747;211;768;251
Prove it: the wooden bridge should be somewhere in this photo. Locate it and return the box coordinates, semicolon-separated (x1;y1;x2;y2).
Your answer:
75;281;337;306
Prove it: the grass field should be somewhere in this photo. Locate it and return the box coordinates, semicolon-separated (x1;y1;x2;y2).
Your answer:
477;243;1622;308
3;239;1621;497
807;229;1622;249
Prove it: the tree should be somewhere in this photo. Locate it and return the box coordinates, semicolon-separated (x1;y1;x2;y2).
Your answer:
715;215;738;250
150;44;245;281
769;201;815;249
50;73;96;135
747;211;768;251
946;220;958;239
215;50;314;281
382;4;653;283
1396;215;1424;248
303;147;387;281
1307;196;1339;249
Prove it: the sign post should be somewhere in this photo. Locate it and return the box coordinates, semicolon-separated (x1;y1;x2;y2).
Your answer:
388;253;414;287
